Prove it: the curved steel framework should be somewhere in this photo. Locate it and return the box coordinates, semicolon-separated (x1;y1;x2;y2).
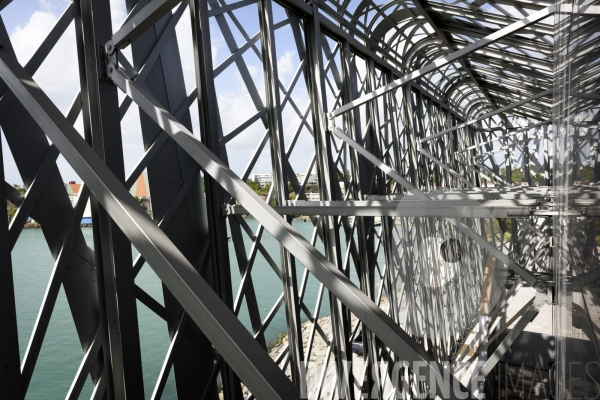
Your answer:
0;0;598;397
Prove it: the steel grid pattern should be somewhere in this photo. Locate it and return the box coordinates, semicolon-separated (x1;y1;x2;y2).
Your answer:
0;0;598;398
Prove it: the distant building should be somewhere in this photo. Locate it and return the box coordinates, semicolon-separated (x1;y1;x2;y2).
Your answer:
64;181;92;225
252;172;318;188
480;181;497;188
129;173;152;216
252;173;273;188
65;181;81;203
306;192;320;201
64;173;152;225
296;173;318;185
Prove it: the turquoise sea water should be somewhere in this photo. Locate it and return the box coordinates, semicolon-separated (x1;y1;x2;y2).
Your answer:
12;218;362;399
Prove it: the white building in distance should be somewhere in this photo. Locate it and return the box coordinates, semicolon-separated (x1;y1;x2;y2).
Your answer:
252;173;273;188
296;173;318;185
252;172;318;188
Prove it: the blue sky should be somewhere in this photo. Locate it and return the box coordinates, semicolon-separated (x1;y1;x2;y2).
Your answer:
2;0;46;33
1;0;315;186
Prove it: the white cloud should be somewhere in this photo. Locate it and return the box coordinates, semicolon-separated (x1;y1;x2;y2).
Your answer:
2;2;310;185
6;9;81;183
174;8;226;95
218;87;264;147
247;64;258;77
277;50;295;79
10;11;59;65
38;0;70;14
109;0;128;30
5;2;138;184
174;8;195;94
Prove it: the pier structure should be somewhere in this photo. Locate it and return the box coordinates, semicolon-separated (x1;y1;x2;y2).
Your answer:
0;0;598;398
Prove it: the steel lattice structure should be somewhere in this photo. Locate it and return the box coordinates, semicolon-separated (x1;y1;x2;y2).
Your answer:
0;0;598;398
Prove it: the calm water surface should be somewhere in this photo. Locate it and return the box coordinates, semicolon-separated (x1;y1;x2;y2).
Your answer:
12;218;363;399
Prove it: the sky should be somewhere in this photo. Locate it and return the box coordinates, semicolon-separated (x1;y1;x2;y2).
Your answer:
0;0;315;186
0;0;549;187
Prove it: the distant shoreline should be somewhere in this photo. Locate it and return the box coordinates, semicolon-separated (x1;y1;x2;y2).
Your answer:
22;222;93;228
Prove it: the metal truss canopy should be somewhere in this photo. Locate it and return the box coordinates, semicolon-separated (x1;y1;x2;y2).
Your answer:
0;0;598;398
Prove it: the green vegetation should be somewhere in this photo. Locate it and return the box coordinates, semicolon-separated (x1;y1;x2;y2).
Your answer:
576;164;595;183
337;169;351;182
246;180;270;196
305;184;318;193
498;166;543;185
266;332;288;352
487;218;512;243
495;163;597;185
7;201;17;223
580;220;600;247
6;184;25;224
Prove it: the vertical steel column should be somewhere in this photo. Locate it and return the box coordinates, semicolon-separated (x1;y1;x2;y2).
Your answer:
201;0;283;373
383;71;401;322
306;6;352;398
363;58;387;398
523;130;532;186
190;1;242;398
341;42;378;397
0;142;23;400
501;116;512;185
74;0;144;396
403;86;420;189
414;91;430;190
382;76;406;394
470;125;484;185
257;0;305;389
542;127;551;186
115;0;224;396
376;64;405;396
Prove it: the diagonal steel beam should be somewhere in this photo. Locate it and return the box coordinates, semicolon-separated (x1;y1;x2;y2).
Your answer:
331;126;540;286
131;164;201;277
5;89;82;249
109;65;473;399
90;373;106;400
409;0;496;106
456;294;533;377
7;145;59;249
420;90;552;142
0;120;22;399
419;148;477;189
23;3;74;75
0;21;101;392
0;7;76;123
20;186;91;392
66;328;101;400
329;5;554;118
258;0;305;388
0;45;299;400
108;0;182;51
150;314;187;400
468;305;540;385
